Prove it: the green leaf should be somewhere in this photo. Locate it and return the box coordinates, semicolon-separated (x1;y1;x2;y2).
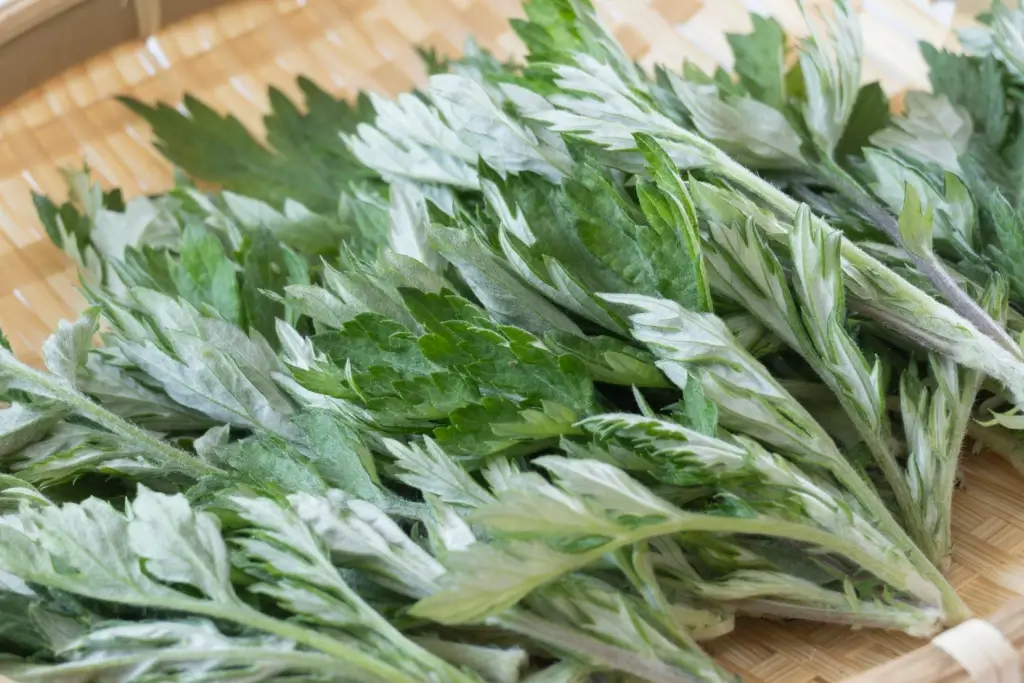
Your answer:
193;423;230;461
485;177;629;335
113;245;178;293
390;181;443;272
267;284;354;330
413;637;528;683
429;74;570;180
870;93;972;173
489;170;628;295
383;437;494;510
293;409;381;501
320;255;418;331
0;487;465;682
921;45;1009;148
130;487;239;602
33;192;90;255
5;422;149;485
236;492;480;683
544;331;669;388
634;134;712;311
42;308;99;387
568;165;659;296
703;217;803;351
232;493;479;682
287;490;446;599
668;75;806;168
864;150;978;252
218;433;328;495
89;197;182;278
679;374;718;437
520;661;594;683
412;455;685;624
10;620;338;683
798;0;862;155
513;0;638;87
630;181;704;305
985;192;1024;303
456;326;593;410
76;352;211;431
345;92;477;195
366;371;480;424
314;314;434;376
0;488;234;608
435;397;581;459
264;79;375;187
121;82;376;212
223;191;366;257
0;404;65;457
240;228;303;347
834;82;890;160
727;14;788;110
430;226;583;336
602;293;845;472
108;291;297;437
172;223;242;325
898;184;936;258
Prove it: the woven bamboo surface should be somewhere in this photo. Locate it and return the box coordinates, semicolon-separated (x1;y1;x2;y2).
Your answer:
0;0;1019;681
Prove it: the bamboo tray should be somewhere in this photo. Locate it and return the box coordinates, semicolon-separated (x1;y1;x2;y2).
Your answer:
0;0;1022;681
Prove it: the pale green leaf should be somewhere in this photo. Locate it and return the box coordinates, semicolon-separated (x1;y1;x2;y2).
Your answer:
42;309;100;387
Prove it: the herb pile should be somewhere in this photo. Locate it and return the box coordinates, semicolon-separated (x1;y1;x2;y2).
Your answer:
4;1;1024;681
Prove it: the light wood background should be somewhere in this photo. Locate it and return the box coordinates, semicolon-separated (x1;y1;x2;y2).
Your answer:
0;1;1019;680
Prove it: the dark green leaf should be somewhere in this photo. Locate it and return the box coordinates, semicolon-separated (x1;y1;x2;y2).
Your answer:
217;433;327;495
834;83;890;160
121;82;377;212
921;45;1009;148
435;396;579;460
544;331;669;388
293;409;381;501
314;314;435;377
727;14;788;110
568;164;659;296
985;192;1024;302
678;375;717;437
366;372;480;423
172;223;242;325
634;134;712;311
240;228;298;346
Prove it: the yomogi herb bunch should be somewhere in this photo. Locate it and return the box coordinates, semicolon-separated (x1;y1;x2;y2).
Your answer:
1;1;1024;682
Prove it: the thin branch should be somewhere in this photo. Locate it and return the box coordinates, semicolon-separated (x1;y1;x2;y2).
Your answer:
815;159;1020;356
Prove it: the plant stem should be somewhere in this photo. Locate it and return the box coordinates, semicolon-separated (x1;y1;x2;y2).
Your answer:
635;513;944;613
645;129;968;618
816;158;1020;355
307;543;482;683
796;349;927;554
734;599;940;635
16;648;340;679
816;449;969;623
496;610;725;683
105;594;423;683
0;351;223;478
857;429;925;547
674;571;941;635
934;392;974;568
701;150;1024;404
217;604;425;683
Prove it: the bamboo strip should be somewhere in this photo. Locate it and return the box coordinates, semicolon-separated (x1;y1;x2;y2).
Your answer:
0;0;89;47
844;597;1024;683
0;0;233;105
